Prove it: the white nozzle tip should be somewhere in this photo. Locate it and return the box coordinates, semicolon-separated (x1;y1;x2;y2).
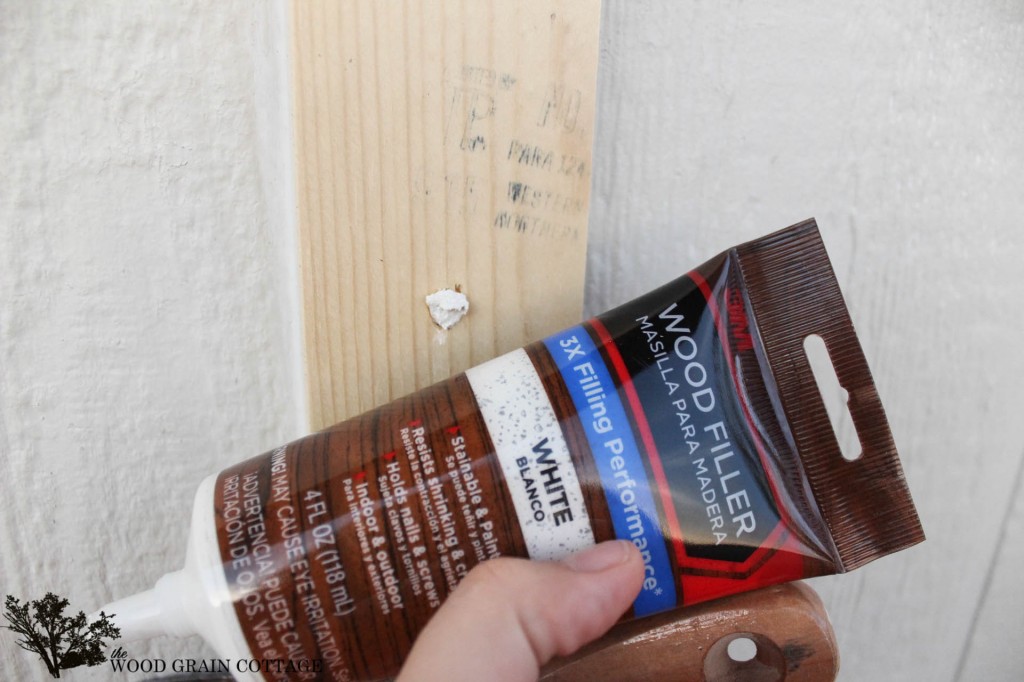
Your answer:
95;589;164;642
95;570;195;642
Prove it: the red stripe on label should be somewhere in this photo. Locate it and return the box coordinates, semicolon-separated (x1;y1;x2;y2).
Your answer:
592;271;793;583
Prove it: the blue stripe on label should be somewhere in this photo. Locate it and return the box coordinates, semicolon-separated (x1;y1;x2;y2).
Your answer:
544;325;677;615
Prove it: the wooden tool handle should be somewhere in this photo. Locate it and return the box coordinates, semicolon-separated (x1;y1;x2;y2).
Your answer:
540;582;839;682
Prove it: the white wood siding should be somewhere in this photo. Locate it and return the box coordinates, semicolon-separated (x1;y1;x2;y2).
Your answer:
590;3;1024;680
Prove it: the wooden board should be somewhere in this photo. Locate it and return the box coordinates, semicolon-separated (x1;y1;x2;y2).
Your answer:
292;0;602;429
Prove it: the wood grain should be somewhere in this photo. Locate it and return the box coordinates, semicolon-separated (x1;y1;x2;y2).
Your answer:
291;1;602;430
541;583;839;682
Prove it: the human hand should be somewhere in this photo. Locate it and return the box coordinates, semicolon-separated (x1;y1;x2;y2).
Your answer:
397;540;645;682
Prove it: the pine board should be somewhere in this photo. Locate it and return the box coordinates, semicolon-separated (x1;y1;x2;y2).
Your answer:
292;0;602;429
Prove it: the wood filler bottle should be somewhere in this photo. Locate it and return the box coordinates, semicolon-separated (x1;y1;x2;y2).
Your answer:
98;219;924;681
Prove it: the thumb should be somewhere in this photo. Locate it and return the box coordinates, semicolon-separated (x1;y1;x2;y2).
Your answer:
397;540;645;682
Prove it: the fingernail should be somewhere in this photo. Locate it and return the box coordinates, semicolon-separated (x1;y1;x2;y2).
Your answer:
564;540;633;573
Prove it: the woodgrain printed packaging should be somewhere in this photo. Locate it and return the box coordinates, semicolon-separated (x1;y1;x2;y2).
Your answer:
99;218;925;681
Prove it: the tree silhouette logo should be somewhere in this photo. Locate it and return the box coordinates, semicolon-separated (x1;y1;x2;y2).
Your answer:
3;593;120;678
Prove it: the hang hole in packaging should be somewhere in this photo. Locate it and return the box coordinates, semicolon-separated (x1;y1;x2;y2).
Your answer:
803;333;862;461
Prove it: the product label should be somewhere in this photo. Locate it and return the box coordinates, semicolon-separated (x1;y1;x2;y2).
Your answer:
215;377;528;681
542;327;676;616
590;270;788;591
465;349;594;560
205;220;923;680
213;268;799;681
595;294;778;565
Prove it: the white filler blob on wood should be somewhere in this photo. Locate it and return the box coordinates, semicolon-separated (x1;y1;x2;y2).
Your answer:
425;289;470;330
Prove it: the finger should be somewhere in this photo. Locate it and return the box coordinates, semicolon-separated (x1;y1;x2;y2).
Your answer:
397;540;644;682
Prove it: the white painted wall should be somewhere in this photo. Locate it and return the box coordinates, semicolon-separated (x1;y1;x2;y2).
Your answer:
590;3;1024;681
0;1;301;679
2;1;1022;681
